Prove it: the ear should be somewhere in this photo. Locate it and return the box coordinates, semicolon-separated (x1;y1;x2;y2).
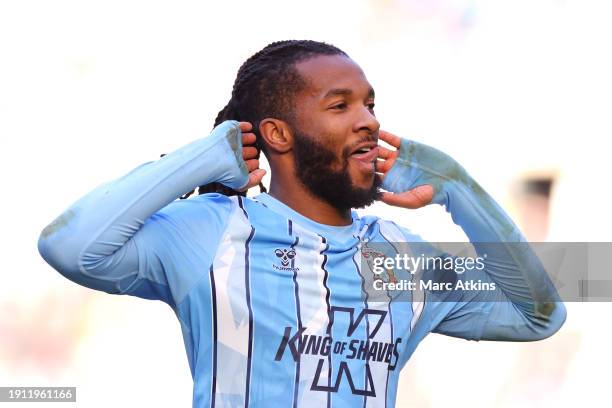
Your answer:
258;118;293;154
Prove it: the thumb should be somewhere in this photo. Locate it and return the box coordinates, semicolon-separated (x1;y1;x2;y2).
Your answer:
237;169;267;192
379;185;434;209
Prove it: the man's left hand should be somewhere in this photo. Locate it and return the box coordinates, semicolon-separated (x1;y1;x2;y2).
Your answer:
376;130;435;209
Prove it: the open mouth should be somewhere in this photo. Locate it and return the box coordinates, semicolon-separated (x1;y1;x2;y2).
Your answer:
352;146;374;155
349;145;378;168
349;141;378;158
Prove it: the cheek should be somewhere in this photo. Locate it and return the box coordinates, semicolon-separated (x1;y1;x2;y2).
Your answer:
318;125;349;156
297;114;349;159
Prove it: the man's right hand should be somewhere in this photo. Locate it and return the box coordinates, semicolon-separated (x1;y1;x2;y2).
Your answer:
237;121;267;192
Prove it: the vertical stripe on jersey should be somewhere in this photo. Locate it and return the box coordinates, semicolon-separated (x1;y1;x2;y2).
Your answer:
378;221;426;331
289;220;301;408
289;222;332;408
351;238;372;408
238;197;255;408
321;237;332;408
209;265;218;408
353;235;394;408
210;196;255;408
365;230;397;408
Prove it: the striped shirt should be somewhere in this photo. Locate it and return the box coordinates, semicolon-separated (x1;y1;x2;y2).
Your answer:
38;120;566;408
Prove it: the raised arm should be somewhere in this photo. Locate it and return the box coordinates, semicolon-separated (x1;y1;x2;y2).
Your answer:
376;130;566;341
38;121;264;305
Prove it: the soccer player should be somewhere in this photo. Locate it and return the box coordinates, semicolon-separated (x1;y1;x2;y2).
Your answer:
38;40;566;407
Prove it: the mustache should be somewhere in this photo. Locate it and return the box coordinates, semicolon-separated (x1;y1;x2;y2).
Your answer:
342;133;379;159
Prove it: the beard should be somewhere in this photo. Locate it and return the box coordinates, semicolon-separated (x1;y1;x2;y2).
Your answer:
292;128;382;211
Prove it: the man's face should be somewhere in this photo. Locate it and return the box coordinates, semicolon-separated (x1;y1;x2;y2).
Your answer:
290;55;382;210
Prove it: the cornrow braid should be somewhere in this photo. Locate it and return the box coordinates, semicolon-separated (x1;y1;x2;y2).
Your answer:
180;40;349;199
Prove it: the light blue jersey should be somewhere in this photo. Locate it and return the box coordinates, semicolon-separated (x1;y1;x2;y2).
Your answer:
38;121;566;407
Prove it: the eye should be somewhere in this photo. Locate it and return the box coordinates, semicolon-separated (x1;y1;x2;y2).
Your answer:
330;102;348;110
367;103;376;112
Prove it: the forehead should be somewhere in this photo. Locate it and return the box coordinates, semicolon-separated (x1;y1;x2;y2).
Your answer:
294;55;372;98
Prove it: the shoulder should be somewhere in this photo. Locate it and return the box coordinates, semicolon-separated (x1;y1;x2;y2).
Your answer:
159;193;238;218
372;216;427;243
142;193;240;236
353;211;426;243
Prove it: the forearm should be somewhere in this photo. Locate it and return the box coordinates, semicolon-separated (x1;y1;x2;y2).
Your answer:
383;139;566;340
37;120;247;290
442;176;565;339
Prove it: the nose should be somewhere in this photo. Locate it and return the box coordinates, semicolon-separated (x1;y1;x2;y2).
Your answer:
354;106;380;137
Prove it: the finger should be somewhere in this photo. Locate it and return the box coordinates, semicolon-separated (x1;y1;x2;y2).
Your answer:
239;122;253;132
242;133;257;145
376;146;398;174
377;145;397;159
245;158;260;172
242;146;259;160
379;185;434;209
237;169;267;192
375;158;393;173
379;130;402;149
249;168;266;185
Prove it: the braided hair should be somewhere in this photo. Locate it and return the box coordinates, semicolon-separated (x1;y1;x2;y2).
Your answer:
178;40;349;199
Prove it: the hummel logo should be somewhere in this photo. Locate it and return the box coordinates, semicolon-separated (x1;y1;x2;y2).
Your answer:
275;248;296;266
273;248;299;272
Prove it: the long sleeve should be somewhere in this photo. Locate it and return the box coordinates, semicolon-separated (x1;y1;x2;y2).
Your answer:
382;138;566;341
37;120;248;306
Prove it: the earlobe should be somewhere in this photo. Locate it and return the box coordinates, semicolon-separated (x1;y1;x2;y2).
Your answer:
259;118;293;154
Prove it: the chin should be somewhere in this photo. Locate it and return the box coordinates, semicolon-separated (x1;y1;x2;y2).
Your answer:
351;173;376;190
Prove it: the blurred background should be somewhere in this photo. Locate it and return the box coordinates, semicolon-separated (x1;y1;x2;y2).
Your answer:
1;0;610;406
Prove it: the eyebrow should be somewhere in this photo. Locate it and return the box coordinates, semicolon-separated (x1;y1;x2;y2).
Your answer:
323;87;375;99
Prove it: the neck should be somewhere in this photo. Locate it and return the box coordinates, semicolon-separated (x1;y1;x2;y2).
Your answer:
268;177;353;227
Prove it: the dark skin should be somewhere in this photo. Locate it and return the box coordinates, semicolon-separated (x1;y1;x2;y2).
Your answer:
236;55;435;226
